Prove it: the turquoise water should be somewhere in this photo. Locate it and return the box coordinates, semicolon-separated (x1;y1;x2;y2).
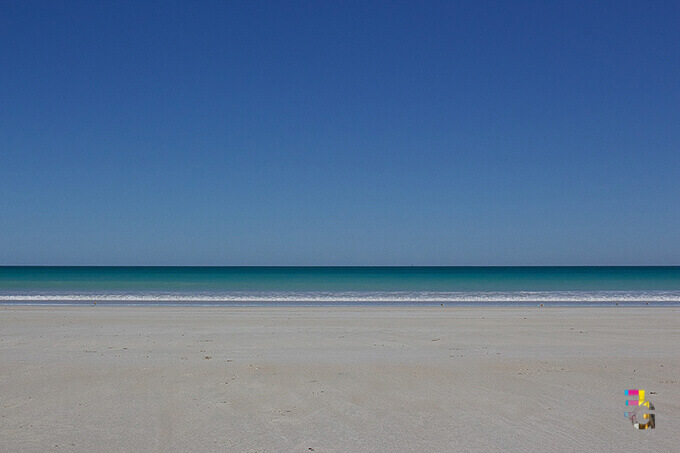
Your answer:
1;266;679;306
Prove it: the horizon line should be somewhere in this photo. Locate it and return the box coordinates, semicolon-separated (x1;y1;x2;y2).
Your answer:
1;265;679;268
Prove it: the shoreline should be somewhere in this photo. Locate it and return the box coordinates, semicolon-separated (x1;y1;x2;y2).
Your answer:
2;301;679;308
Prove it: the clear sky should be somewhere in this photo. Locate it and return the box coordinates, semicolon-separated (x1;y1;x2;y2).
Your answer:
1;1;679;266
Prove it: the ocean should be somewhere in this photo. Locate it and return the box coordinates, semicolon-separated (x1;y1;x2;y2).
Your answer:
1;266;679;307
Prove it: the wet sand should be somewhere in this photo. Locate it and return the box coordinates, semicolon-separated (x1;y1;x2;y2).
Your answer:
1;306;678;452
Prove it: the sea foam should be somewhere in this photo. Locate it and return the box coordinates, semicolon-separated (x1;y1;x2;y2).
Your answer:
1;290;679;306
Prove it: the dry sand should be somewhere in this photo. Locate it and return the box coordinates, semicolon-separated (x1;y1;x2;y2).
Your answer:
1;306;678;452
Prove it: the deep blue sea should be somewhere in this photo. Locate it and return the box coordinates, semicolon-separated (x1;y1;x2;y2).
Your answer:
1;266;679;307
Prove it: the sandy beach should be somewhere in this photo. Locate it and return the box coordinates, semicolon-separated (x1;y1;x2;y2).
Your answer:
1;306;678;452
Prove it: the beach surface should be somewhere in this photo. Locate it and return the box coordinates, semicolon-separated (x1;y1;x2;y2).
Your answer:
1;306;678;452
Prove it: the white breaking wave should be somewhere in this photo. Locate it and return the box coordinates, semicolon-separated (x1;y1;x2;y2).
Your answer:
1;290;680;303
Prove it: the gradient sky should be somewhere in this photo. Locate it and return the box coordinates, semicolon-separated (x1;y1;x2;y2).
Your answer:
1;1;679;265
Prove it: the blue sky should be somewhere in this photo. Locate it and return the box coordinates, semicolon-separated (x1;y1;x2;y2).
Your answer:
1;1;679;265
